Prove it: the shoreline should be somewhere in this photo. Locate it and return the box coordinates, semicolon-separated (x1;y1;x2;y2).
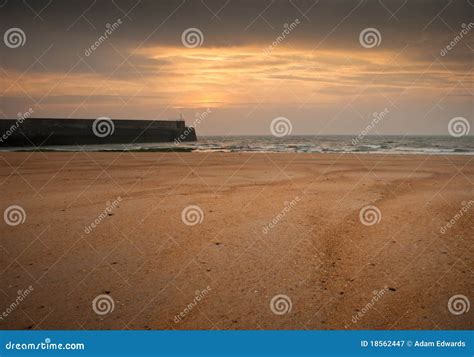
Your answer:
0;148;473;156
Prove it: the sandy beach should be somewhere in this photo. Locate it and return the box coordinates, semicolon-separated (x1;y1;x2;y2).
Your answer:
0;152;472;330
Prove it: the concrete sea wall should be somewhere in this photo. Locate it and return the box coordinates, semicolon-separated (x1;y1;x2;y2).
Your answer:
0;118;197;147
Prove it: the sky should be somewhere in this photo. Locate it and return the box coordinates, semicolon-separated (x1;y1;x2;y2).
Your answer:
0;0;473;135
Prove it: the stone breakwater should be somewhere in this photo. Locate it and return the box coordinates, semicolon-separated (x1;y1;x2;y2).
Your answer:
0;118;196;147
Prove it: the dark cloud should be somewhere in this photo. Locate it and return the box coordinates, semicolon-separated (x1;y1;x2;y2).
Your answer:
1;0;472;134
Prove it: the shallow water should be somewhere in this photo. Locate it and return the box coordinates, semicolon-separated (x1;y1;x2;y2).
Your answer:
1;135;473;155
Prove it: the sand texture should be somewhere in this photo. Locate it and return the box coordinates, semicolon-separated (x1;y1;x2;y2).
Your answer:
0;152;472;329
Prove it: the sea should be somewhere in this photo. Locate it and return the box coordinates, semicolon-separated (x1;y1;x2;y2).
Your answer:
1;136;473;155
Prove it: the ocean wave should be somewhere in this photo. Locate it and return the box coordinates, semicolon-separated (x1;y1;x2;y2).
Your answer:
1;136;472;155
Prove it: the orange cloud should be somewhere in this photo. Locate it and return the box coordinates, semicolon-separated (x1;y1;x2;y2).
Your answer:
1;44;466;113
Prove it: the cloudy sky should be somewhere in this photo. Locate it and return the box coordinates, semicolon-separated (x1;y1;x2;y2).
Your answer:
0;0;472;135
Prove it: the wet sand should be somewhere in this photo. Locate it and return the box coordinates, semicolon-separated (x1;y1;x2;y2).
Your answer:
0;152;472;330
